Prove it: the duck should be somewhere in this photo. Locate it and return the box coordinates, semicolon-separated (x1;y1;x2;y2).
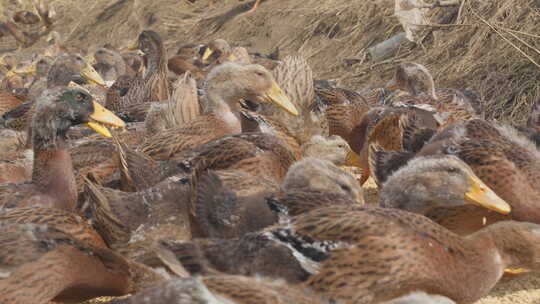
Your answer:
105;274;328;304
26;55;53;99
139;62;298;160
93;47;127;85
162;205;540;304
385;62;481;125
0;87;125;211
417;119;540;224
377;154;511;235
301;135;362;168
347;105;439;185
167;43;205;80
0;222;165;304
268;206;540;304
156;157;362;277
105;30;169;119
86;174;192;252
256;54;327;145
0;206;106;248
0;53;106;134
202;39;246;65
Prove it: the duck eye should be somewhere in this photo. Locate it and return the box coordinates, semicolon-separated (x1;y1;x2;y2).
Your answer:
75;92;85;101
446;167;459;173
340;184;351;193
445;145;458;154
255;71;264;77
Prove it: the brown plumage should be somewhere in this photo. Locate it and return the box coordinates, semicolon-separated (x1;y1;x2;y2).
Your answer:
378;154;511;235
86;174;191;248
108;275;327;304
418;119;540;224
0;222;164;304
93;47;127;84
105;30;169;121
385;62;480;125
0;206;106;248
266;206;540;304
140;62;297;160
0;88;124;211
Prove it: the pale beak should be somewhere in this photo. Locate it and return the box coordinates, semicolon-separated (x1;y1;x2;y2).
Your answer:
344;150;362;167
464;175;511;214
85;101;126;137
504;268;530;275
81;63;106;87
202;47;213;63
14;62;37;75
262;80;298;116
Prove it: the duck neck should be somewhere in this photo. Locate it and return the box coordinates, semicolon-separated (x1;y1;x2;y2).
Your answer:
144;47;167;79
469;224;533;270
143;48;169;101
113;53;127;77
204;89;242;133
31;110;77;210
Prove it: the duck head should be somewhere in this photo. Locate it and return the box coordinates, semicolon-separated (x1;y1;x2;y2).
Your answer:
32;87;125;149
205;63;298;116
380;155;511;215
282;157;364;204
47;53;106;87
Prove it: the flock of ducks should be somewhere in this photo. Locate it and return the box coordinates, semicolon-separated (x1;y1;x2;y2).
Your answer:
0;6;539;304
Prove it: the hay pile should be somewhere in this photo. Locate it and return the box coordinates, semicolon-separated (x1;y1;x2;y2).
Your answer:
10;0;536;123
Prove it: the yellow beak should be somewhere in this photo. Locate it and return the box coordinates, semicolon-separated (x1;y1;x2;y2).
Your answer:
202;47;213;63
263;80;299;116
81;63;106;87
4;69;16;78
14;62;37;75
126;40;139;51
464;175;511;214
85;101;126;137
344;150;362;167
504;268;530;275
85;54;97;66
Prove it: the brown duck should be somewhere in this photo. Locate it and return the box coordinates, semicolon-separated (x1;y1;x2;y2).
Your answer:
265;206;540;304
107;274;327;304
0;87;125;211
417;119;540;224
0;222;165;304
377;154;511;235
105;30;169;119
140;62;298;160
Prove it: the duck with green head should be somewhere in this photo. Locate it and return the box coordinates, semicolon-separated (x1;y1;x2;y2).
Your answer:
0;87;125;211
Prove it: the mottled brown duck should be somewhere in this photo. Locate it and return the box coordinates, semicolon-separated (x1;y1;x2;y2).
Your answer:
256;54;327;145
385;62;481;124
0;222;165;304
86;174;191;250
162;205;540;304
168;43;205;80
0;206;106;248
140;62;297;160
350;105;439;185
377;154;511;235
266;206;540;304
105;30;169;120
0;87;125;211
107;274;328;304
418;119;540;224
93;47;127;85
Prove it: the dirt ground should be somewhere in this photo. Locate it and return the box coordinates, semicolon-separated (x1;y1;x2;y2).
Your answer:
3;0;539;303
